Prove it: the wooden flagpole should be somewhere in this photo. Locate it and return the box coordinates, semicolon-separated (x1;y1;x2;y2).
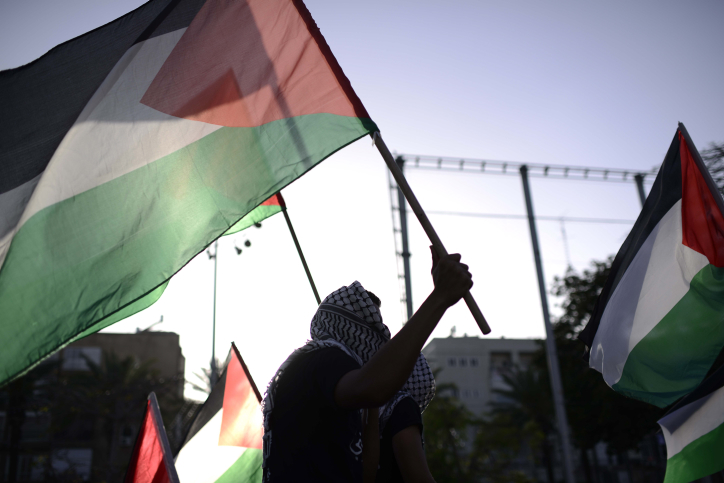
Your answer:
373;133;491;335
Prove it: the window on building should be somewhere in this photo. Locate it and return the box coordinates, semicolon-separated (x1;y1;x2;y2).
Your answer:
21;412;51;441
490;352;513;388
51;449;93;482
62;347;102;371
17;454;48;482
447;357;456;367
518;352;535;370
470;357;479;367
463;389;470;398
459;357;467;367
473;389;480;398
120;424;135;447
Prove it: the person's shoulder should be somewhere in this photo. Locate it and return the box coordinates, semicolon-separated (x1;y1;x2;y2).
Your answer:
392;396;420;417
386;396;422;438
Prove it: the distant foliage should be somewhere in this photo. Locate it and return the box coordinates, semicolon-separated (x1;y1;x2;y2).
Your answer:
702;141;724;194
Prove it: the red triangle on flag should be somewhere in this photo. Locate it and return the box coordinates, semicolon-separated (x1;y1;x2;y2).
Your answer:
218;343;264;449
680;131;724;268
125;394;177;483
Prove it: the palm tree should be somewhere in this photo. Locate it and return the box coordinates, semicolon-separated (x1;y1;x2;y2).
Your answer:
488;366;556;483
54;352;182;482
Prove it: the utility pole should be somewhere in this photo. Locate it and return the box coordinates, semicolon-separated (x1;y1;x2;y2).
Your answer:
209;240;218;386
634;173;647;208
396;156;414;321
520;165;576;483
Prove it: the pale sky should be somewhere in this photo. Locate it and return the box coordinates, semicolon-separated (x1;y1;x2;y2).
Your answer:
1;0;723;400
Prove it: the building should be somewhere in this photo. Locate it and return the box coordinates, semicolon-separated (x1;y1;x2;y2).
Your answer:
422;335;538;416
0;331;185;483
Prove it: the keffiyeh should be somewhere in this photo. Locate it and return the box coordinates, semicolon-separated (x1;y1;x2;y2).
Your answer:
261;281;435;479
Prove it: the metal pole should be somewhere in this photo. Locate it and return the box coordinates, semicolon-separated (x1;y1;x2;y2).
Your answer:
634;174;646;208
211;239;218;386
374;133;491;334
519;165;576;483
282;208;321;305
396;156;414;321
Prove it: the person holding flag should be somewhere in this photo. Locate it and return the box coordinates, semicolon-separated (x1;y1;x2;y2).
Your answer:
261;248;471;482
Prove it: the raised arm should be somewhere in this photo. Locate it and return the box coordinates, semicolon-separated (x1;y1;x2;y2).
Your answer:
335;248;472;408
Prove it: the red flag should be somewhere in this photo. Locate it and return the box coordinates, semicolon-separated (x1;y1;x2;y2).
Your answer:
125;392;179;483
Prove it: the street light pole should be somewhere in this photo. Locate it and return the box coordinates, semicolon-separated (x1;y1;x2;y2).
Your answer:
210;239;218;386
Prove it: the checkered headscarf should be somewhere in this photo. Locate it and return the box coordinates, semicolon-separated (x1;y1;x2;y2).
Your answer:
261;281;391;480
379;353;436;432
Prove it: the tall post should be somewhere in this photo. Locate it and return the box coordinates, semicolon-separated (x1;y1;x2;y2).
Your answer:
519;165;576;483
634;173;646;208
396;156;414;321
210;239;218;386
374;133;490;334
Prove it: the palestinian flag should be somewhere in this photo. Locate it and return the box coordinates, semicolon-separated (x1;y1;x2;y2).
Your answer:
0;0;376;385
658;365;724;483
125;392;180;483
223;193;285;236
175;343;263;483
579;124;724;407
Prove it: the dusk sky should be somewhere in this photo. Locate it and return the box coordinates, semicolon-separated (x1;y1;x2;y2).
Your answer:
2;0;722;399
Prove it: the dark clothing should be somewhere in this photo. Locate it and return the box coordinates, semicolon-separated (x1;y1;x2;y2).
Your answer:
376;397;423;483
264;347;363;483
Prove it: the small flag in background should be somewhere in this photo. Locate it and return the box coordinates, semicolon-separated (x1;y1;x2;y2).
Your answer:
125;392;179;483
175;343;263;483
658;366;724;483
579;124;724;407
0;0;375;386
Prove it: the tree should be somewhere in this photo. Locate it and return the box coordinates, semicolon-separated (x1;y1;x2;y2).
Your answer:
547;258;665;481
423;380;477;483
488;366;554;483
53;352;184;482
424;375;535;483
702;141;724;194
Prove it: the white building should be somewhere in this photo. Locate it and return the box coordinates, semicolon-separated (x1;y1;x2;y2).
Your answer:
422;335;539;416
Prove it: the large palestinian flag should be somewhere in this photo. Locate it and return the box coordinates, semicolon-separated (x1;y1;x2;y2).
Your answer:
0;0;376;385
658;365;724;483
175;343;263;483
579;124;724;407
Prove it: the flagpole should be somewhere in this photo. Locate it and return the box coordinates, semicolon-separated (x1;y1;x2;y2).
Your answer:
279;195;321;305
373;132;491;335
148;392;181;483
231;342;263;403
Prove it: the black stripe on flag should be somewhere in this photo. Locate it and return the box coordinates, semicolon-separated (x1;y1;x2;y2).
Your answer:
177;366;226;453
0;0;204;196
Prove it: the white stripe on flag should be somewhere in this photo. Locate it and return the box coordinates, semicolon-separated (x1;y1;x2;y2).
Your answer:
1;28;221;267
175;409;248;483
590;200;708;385
659;385;724;458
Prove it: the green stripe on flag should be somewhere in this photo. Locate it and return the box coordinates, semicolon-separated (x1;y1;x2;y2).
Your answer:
215;449;263;483
664;422;724;483
613;263;724;407
0;113;375;384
